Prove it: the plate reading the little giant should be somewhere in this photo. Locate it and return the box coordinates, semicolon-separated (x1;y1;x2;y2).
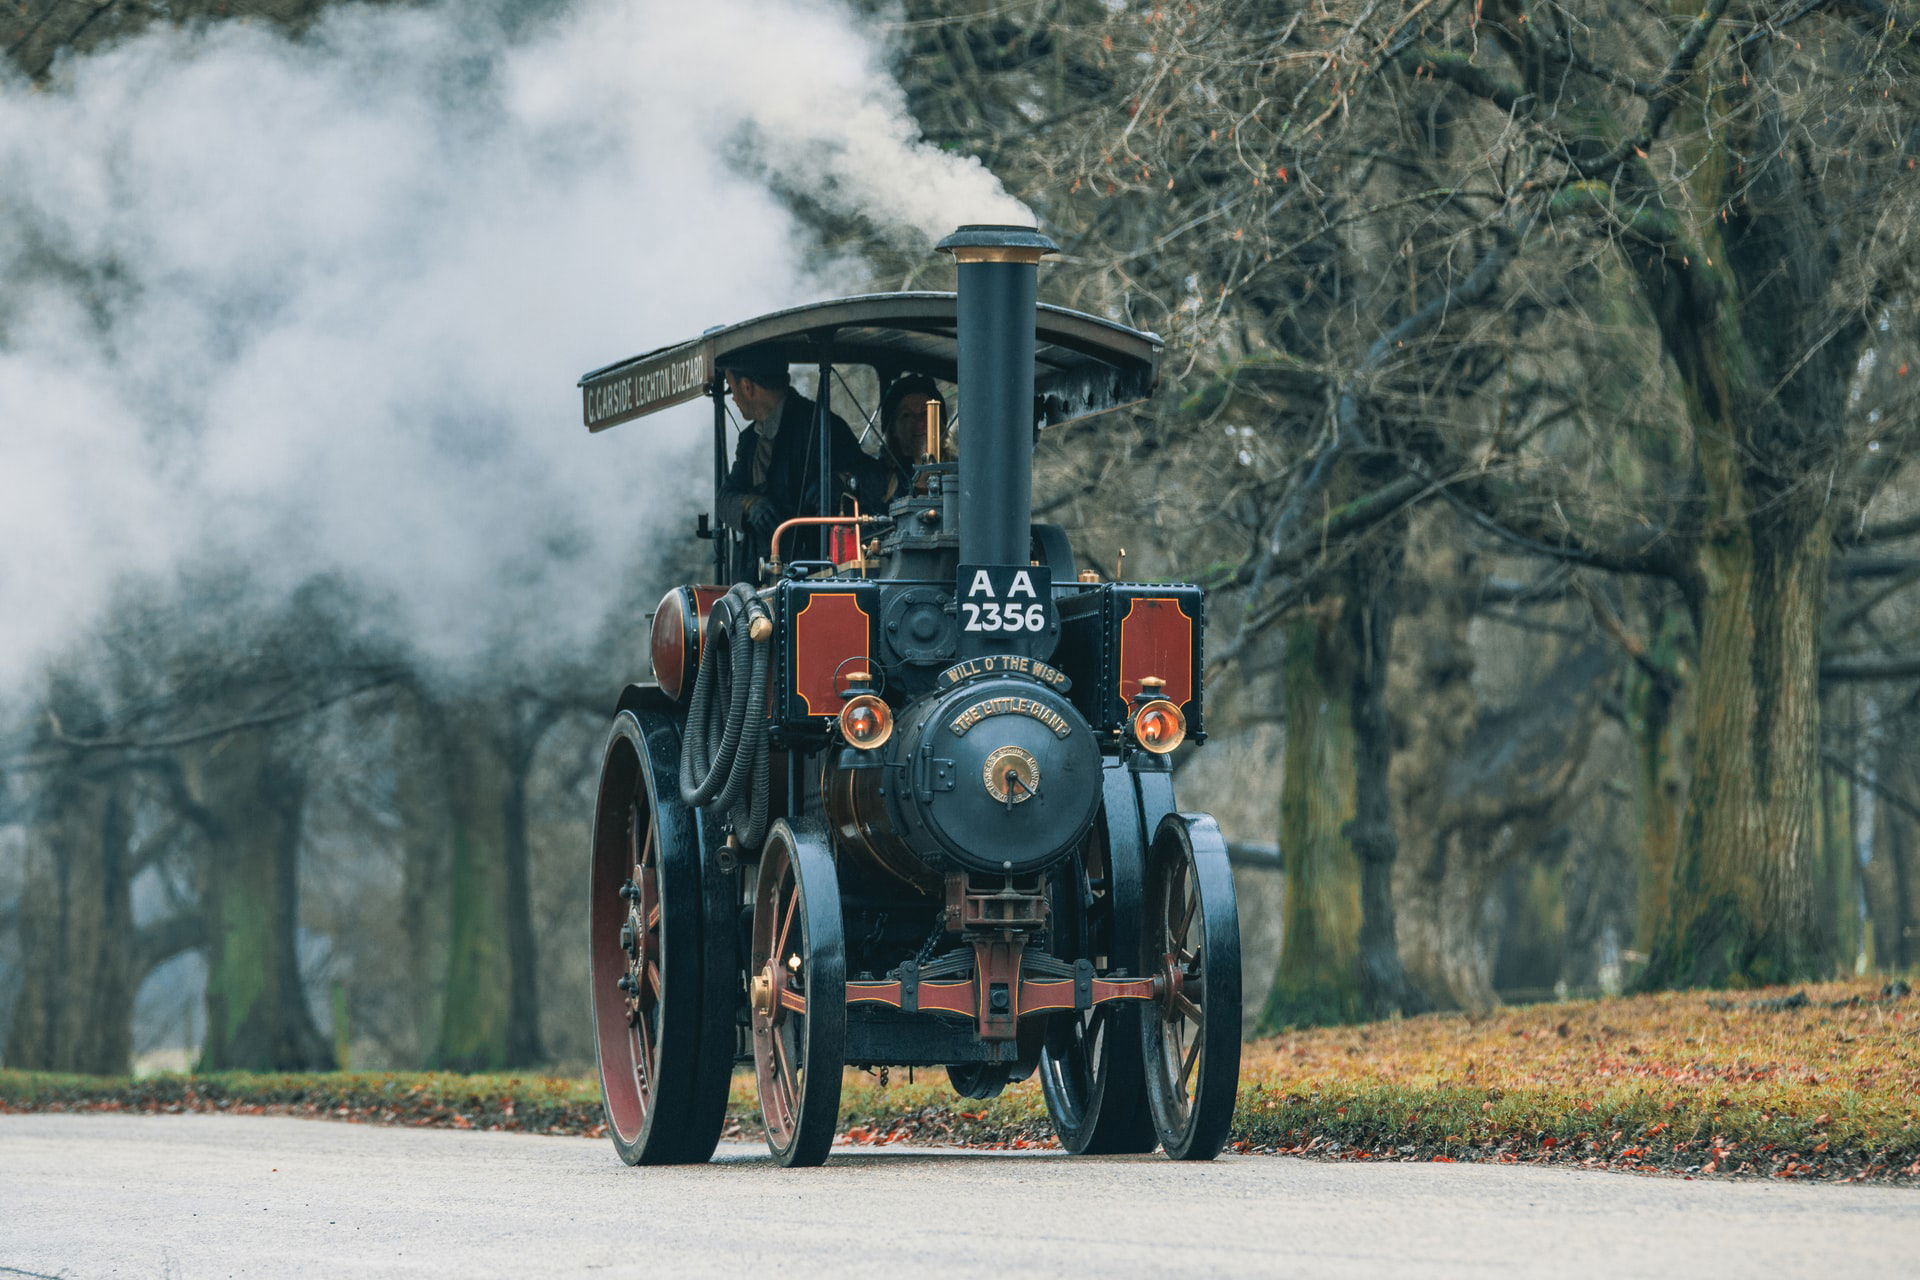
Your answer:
957;564;1054;634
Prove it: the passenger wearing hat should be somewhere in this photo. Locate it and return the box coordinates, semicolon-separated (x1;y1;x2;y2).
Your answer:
715;347;885;567
877;374;946;502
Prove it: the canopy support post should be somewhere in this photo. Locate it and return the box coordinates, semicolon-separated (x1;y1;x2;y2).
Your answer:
816;345;834;522
712;380;729;583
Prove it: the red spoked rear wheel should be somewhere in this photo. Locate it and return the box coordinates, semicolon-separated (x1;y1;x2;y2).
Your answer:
590;708;720;1164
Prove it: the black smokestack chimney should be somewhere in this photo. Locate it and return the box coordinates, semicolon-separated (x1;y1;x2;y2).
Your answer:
937;224;1057;569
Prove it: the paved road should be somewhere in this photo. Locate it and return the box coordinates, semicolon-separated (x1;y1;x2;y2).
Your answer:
2;1114;1915;1278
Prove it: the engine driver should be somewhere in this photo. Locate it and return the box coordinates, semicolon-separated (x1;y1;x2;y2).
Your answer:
715;347;885;566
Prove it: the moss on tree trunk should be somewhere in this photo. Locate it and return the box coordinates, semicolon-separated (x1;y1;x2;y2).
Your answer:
1627;610;1689;957
6;764;133;1074
1643;514;1828;988
1818;758;1859;976
1620;42;1846;989
419;697;549;1073
193;729;333;1072
434;711;514;1072
1260;612;1363;1030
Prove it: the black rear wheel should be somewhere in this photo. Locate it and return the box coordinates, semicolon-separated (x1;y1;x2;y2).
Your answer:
589;706;730;1165
1039;764;1158;1155
1141;811;1242;1161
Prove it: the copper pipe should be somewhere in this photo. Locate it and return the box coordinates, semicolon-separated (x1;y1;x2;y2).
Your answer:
769;514;881;570
924;400;943;464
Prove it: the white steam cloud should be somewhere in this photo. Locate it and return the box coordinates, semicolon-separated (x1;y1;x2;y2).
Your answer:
0;0;1028;687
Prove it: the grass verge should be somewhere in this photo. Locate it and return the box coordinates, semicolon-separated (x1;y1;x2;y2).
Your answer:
0;1070;605;1135
4;980;1915;1182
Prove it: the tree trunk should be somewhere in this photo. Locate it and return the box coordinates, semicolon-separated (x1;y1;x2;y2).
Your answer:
1865;718;1913;973
1623;35;1850;989
1344;551;1428;1017
1493;859;1567;1001
1627;607;1689;958
433;703;534;1071
500;708;546;1066
1884;806;1914;973
1418;830;1506;1012
1645;516;1829;987
192;729;333;1072
5;759;134;1074
1260;610;1362;1029
393;694;448;1066
1818;759;1859;977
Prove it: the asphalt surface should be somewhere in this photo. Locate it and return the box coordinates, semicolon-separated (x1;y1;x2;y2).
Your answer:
2;1114;1916;1278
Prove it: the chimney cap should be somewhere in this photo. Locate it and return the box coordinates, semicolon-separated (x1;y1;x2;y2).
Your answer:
937;224;1058;260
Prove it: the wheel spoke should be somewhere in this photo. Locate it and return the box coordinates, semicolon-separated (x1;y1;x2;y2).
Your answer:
1179;1034;1202;1092
1174;992;1203;1024
638;865;658;938
777;985;809;1016
1164;1026;1186;1104
632;1013;653;1097
772;1028;798;1112
1175;890;1196;950
775;883;799;961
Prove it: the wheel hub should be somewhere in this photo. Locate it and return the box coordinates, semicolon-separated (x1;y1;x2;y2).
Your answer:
1159;952;1186;1009
621;891;659;1021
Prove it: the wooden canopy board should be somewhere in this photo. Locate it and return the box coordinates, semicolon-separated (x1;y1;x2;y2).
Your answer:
577;292;1162;434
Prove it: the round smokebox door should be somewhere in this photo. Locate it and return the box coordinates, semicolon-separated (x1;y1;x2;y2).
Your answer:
912;677;1101;876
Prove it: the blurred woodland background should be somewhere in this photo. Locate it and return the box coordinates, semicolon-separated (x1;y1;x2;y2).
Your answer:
4;0;1919;1076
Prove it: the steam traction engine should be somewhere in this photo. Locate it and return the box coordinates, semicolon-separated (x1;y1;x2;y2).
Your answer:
581;226;1240;1166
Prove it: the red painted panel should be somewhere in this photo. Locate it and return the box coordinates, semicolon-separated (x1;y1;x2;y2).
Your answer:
845;981;903;1008
917;980;978;1017
1018;979;1076;1014
1118;597;1194;708
794;592;870;716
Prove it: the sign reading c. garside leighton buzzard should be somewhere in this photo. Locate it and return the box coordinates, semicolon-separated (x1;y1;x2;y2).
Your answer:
581;345;711;431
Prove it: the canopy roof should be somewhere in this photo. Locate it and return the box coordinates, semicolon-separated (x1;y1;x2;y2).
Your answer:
578;292;1162;433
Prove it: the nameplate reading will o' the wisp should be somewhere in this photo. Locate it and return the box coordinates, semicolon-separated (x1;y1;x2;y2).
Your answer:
936;653;1072;692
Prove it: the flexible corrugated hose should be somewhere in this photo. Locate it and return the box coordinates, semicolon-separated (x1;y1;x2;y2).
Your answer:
679;583;773;848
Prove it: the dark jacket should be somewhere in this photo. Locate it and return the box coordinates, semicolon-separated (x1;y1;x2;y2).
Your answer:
716;391;886;563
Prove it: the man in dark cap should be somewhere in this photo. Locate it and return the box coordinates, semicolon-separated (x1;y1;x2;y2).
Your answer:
715;347;885;568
